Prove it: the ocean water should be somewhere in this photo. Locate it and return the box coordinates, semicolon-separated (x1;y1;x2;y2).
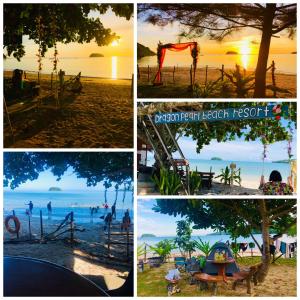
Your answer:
4;191;133;224
147;158;292;189
4;56;133;79
138;234;263;251
138;53;296;75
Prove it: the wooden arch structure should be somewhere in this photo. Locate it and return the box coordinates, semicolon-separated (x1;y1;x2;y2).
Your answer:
153;42;199;85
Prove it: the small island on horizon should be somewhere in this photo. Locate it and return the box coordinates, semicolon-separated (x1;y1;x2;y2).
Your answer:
226;51;238;55
49;187;62;191
89;53;104;57
140;233;156;238
211;157;222;161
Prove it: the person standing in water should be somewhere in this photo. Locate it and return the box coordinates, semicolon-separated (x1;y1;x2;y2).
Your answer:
26;201;33;215
47;201;52;219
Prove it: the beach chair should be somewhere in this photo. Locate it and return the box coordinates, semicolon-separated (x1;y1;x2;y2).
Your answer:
174;256;186;272
186;257;201;284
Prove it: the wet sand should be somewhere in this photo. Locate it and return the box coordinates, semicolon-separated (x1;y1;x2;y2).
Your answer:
4;71;133;148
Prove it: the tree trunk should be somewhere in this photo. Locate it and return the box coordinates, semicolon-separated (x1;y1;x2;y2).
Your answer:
257;200;271;282
253;4;276;98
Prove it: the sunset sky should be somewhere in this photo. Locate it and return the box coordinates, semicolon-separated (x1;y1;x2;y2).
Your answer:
21;9;133;58
138;21;297;55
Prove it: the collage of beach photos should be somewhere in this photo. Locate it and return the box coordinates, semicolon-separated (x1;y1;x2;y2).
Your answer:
1;1;298;298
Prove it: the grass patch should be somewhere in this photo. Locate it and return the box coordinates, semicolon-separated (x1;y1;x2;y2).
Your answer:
137;84;193;98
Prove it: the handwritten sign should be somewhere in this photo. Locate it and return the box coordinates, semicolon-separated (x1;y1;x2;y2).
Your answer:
154;105;287;124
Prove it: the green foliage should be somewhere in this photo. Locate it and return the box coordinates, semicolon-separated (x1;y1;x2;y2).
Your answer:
152;168;182;195
174;220;196;258
189;168;201;194
230;243;240;259
192;80;223;98
149;239;175;261
249;242;255;249
197;256;207;269
215;166;241;186
223;65;255;98
194;238;215;257
4;4;133;60
4;152;133;189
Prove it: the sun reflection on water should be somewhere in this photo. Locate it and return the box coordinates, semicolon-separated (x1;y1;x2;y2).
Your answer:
240;40;251;70
111;56;117;79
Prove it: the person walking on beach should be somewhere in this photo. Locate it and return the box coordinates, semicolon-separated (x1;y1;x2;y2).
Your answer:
26;201;33;215
104;212;112;231
111;201;116;220
47;201;52;219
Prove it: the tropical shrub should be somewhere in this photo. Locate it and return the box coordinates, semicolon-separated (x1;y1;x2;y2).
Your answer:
189;168;201;194
152;168;182;195
194;238;215;257
149;239;175;262
215;166;241;186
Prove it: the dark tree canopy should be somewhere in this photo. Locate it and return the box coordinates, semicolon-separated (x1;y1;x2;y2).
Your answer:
153;199;296;238
4;152;133;189
4;3;133;60
138;3;296;97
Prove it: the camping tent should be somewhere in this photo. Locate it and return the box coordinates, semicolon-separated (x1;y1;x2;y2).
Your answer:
203;242;240;275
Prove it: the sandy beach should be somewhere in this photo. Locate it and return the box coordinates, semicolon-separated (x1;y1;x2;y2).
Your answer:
4;71;133;148
4;214;133;291
138;66;296;98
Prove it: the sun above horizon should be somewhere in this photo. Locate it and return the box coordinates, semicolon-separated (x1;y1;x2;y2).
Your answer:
111;40;119;47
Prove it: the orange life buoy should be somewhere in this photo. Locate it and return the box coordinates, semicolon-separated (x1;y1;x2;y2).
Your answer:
5;215;21;234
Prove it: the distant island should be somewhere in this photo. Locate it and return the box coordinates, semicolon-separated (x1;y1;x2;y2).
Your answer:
137;43;155;59
141;233;156;238
291;51;297;54
49;187;62;191
226;51;238;55
89;53;104;57
211;157;222;161
272;160;290;163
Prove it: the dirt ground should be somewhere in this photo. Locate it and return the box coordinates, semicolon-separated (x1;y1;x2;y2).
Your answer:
4;72;133;148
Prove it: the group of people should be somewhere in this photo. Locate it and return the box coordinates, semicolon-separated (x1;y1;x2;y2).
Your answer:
25;201;52;216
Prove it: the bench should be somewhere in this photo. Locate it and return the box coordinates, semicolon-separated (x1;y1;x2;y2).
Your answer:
232;263;263;294
193;273;224;295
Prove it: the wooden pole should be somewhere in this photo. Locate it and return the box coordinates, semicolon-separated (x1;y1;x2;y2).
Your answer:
271;60;276;97
107;221;111;256
70;211;74;243
28;214;32;240
205;65;208;86
40;210;44;240
12;210;19;239
189;65;192;86
221;64;224;81
131;73;134;99
126;226;130;260
4;96;14;144
173;66;175;83
144;244;147;262
147;65;150;82
137;64;140;79
37;72;40;84
51;72;53;90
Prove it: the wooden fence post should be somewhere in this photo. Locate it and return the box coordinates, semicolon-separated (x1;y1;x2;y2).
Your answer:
189;65;192;86
70;211;74;243
221;64;224;81
137;64;140;79
144;244;147;262
12;210;19;239
28;214;32;240
37;72;40;84
51;72;53;90
126;226;130;260
40;210;44;240
107;221;111;256
147;65;150;82
271;60;276;97
131;73;134;99
173;66;176;83
205;65;208;86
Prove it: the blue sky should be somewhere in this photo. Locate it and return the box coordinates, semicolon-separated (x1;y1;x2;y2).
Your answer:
138;199;213;237
4;167;128;192
148;118;297;163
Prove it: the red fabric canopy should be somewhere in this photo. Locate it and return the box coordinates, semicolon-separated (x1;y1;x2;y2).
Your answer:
154;42;198;84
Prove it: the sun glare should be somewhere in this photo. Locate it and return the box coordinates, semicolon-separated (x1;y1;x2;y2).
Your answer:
111;40;119;47
239;39;251;70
